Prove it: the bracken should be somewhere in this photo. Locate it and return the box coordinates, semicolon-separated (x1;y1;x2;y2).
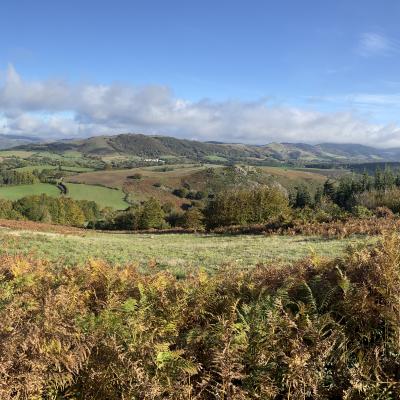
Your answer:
1;236;400;398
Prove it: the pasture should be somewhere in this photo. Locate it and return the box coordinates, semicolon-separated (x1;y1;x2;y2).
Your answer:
64;183;129;209
0;150;34;158
14;165;95;173
0;183;60;200
0;182;128;209
0;224;373;273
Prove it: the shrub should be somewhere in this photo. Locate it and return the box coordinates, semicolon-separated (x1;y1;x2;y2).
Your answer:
127;173;142;180
2;236;400;397
172;187;189;198
351;205;374;218
374;206;394;219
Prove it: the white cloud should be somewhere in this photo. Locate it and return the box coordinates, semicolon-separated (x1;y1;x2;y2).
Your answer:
1;64;400;147
358;32;399;57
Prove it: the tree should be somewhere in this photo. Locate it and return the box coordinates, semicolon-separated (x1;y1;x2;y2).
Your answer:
314;187;323;205
323;179;335;200
204;186;289;229
139;198;165;229
182;208;204;230
294;185;312;208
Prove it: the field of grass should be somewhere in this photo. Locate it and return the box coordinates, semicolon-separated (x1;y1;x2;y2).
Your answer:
14;164;95;173
64;182;129;209
0;181;127;209
0;225;374;273
0;183;60;200
14;164;58;172
205;155;228;162
0;150;34;158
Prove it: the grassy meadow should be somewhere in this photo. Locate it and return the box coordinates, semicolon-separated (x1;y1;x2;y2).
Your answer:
14;164;95;173
0;183;60;200
0;225;373;273
65;182;129;209
0;182;128;209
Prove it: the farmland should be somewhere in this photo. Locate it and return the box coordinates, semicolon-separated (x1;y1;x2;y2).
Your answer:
15;165;94;173
64;183;128;209
0;183;60;200
0;182;128;209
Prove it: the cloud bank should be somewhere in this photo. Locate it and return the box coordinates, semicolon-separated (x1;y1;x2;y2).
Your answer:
1;64;400;147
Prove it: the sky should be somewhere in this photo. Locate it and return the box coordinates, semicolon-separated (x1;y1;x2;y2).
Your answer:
1;0;400;146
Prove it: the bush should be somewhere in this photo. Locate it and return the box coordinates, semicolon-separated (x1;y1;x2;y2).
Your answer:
172;187;189;198
127;173;142;180
375;206;394;219
351;205;374;218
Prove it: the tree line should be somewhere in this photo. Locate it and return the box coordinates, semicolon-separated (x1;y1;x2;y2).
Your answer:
0;195;100;227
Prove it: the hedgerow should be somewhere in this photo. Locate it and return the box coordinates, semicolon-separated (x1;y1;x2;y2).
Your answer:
1;235;400;398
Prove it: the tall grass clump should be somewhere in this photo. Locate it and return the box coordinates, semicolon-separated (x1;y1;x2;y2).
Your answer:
1;236;400;398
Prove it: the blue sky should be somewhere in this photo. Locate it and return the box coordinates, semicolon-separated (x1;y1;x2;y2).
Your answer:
1;0;400;146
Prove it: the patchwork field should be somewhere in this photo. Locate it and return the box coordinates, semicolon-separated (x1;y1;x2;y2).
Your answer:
14;165;94;173
64;183;128;209
66;164;210;205
66;164;208;189
0;182;128;209
0;222;373;274
66;163;337;204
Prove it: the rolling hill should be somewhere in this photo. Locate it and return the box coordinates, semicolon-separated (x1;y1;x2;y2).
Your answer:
0;134;41;149
14;132;400;164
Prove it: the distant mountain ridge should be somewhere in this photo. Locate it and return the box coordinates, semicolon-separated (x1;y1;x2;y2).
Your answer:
14;133;400;164
0;134;41;150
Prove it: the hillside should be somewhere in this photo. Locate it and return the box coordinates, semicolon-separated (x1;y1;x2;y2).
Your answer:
15;132;400;165
0;134;41;149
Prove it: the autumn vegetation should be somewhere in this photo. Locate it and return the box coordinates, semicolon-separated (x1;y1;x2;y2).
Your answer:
0;235;399;399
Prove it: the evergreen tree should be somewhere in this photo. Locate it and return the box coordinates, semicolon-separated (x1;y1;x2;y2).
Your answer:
323;179;336;200
314;186;323;205
374;168;384;191
294;185;312;208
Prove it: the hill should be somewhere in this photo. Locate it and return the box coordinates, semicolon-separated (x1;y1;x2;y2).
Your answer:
0;134;41;149
16;133;400;165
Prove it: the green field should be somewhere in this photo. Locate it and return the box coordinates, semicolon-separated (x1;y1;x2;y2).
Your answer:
15;164;58;172
0;150;34;158
0;227;374;273
0;182;128;209
15;165;94;173
0;183;60;200
65;183;129;209
205;155;228;162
